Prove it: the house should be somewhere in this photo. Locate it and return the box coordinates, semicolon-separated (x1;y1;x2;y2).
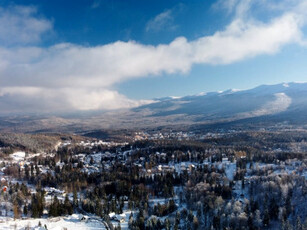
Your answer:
109;212;126;222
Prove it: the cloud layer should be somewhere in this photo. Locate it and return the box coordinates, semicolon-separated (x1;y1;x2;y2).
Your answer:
0;1;306;114
0;5;52;46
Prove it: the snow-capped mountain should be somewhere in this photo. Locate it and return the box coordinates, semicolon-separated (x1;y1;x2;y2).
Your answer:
133;82;307;124
1;82;307;133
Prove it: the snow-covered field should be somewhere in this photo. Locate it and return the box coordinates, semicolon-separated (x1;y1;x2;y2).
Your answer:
11;151;26;162
0;214;107;230
109;210;135;230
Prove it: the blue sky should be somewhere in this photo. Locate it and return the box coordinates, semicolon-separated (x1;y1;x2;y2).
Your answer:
1;0;222;45
0;0;307;113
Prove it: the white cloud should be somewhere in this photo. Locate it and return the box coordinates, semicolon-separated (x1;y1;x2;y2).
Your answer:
0;86;153;113
0;5;52;46
191;13;303;64
62;88;153;111
1;11;302;86
146;9;177;32
213;0;240;14
0;1;306;113
91;0;101;9
214;0;306;19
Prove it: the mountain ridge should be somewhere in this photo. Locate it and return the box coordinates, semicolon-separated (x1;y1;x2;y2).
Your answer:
0;82;307;133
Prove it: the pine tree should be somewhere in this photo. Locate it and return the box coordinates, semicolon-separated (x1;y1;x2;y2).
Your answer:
37;190;45;217
35;164;40;176
193;216;199;230
253;210;262;228
285;220;293;230
31;194;39;218
165;218;171;230
31;164;34;177
13;202;19;220
25;165;30;179
73;189;78;208
174;222;179;230
263;209;270;227
296;216;302;230
23;203;28;216
49;195;59;217
269;198;279;220
64;194;73;215
247;214;253;230
128;212;133;229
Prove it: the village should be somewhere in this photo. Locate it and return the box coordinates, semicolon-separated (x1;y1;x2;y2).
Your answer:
0;130;306;229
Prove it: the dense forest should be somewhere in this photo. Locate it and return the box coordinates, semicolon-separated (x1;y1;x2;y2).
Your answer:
1;131;307;229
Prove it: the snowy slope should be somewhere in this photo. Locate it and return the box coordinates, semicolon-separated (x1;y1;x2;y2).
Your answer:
0;214;107;230
133;82;307;124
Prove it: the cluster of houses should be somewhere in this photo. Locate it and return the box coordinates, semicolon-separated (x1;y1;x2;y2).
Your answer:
1;177;7;193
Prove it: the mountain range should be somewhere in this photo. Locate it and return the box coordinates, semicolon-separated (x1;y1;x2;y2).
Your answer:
136;82;306;120
1;82;307;133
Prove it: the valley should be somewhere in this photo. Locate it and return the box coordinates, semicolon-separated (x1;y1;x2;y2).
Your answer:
0;129;307;229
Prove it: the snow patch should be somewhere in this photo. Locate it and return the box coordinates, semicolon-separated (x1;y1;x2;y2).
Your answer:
0;215;107;230
196;92;207;96
11;152;26;162
283;83;289;87
170;96;182;99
